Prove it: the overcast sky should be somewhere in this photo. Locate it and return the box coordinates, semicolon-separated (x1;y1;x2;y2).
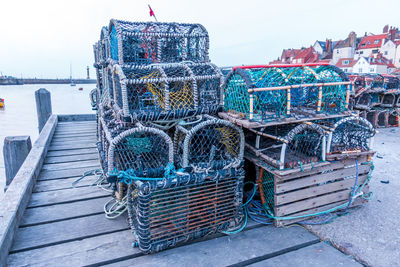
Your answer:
0;0;399;78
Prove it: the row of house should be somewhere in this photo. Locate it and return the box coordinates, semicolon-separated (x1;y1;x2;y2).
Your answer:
270;25;400;75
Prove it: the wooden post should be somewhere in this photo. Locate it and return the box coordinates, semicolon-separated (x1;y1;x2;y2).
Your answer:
286;88;291;115
3;136;32;191
249;94;254;120
317;86;323;112
35;88;52;133
345;84;350;109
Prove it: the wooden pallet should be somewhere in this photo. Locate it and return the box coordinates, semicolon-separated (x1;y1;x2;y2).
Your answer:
247;152;375;227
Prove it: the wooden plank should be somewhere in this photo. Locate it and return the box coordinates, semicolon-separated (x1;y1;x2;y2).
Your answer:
38;167;100;181
58;120;96;125
46;148;98;157
7;230;136;267
275;189;354;217
249;242;362;266
48;143;97;151
50;140;97;147
102;226;319;267
326;151;375;161
0;115;58;267
28;186;109;208
275;197;367;227
275;164;370;193
273;156;368;180
21;197;109;226
34;175;105;192
45;153;98;164
57;114;96;121
41;159;99;171
10;213;129;253
52;132;97;138
51;136;96;143
275;174;369;206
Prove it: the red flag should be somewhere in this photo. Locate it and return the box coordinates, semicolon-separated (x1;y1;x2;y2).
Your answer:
149;5;155;17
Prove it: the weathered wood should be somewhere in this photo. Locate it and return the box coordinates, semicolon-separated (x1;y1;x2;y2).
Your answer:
52;132;97;138
0;115;57;267
57;114;96;121
41;159;99;171
46;148;98;157
48;143;97;151
7;230;135;267
275;189;354;217
274;156;368;181
10;213;129;253
38;166;99;181
21;197;109;227
275;174;369;206
45;153;98;164
3;136;32;189
51;136;97;143
274;197;367;227
275;165;371;194
34;175;103;192
326;151;375;161
28;186;109;208
249;242;361;266
50;140;97;147
35;88;52;133
103;226;320;267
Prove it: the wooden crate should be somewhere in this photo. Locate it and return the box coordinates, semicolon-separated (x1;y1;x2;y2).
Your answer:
247;152;374;227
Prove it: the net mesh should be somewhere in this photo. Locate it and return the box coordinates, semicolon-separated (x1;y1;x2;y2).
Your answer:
224;64;349;123
127;170;243;253
246;123;324;169
109;20;209;65
174;116;243;168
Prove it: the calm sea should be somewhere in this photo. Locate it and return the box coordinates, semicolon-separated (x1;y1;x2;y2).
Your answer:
0;84;95;197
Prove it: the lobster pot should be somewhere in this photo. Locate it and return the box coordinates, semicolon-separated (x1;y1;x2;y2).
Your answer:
107;126;174;183
223;64;350;123
127;167;244;253
250;153;374;227
109;20;209;65
380;92;396;108
320;117;375;155
372;74;400;90
245;123;326;170
354;93;372;110
388;109;400;127
174;115;244;169
112;62;222;121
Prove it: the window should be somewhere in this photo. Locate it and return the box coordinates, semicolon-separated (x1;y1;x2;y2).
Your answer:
360;51;363;54
344;68;347;72
384;51;388;55
336;49;339;54
374;40;380;44
372;49;379;53
361;43;366;47
359;68;362;73
343;60;349;65
370;68;374;72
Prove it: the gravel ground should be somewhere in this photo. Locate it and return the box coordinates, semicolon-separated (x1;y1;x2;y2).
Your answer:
306;128;400;267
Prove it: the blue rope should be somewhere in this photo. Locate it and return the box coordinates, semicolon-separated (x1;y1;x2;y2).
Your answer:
109;163;177;184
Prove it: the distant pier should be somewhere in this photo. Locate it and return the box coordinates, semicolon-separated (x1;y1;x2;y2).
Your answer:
0;78;96;85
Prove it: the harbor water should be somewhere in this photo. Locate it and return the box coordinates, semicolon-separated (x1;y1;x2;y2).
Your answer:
0;84;95;198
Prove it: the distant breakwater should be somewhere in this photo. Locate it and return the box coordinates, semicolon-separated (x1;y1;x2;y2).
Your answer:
0;78;96;85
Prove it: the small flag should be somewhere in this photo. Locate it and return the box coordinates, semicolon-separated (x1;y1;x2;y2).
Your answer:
148;5;157;21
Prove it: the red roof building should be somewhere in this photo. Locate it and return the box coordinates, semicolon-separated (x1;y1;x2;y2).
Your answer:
291;47;319;64
358;34;388;50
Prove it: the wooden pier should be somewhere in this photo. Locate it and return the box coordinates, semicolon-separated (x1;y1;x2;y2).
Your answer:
0;115;363;266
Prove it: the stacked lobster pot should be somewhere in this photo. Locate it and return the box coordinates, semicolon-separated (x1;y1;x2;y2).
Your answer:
93;19;245;253
350;73;400;127
221;63;376;226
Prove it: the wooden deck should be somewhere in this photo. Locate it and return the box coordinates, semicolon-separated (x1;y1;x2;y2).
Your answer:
4;119;362;266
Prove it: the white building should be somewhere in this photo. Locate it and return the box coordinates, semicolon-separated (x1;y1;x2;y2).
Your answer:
335;58;357;73
352;55;395;74
332;32;357;64
354;34;387;60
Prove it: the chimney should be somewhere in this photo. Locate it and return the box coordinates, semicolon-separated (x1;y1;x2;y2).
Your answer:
326;39;331;53
383;25;389;33
389;28;396;41
377;53;382;59
349;32;357;48
86;66;90;79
